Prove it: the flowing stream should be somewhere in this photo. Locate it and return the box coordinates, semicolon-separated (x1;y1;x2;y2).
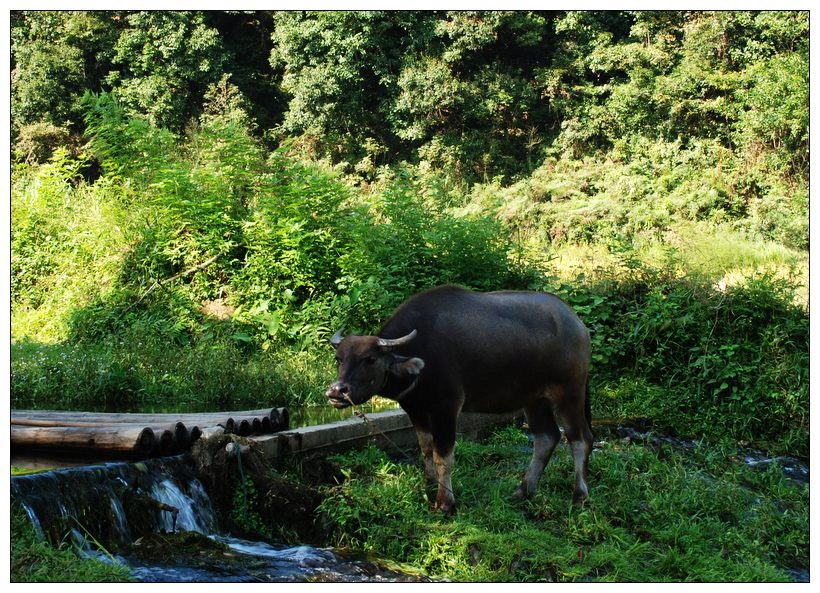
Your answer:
10;456;428;582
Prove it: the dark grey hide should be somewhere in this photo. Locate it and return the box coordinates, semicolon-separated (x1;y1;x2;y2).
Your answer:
326;285;592;514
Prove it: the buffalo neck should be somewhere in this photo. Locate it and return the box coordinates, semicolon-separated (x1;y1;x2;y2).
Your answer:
382;373;420;402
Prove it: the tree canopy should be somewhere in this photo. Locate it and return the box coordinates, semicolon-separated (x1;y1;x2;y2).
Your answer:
12;10;809;183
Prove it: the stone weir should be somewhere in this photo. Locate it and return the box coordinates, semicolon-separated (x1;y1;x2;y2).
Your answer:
10;409;520;582
253;409;522;461
10;452;434;582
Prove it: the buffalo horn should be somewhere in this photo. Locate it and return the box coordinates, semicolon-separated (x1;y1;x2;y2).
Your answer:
330;328;345;346
377;329;418;349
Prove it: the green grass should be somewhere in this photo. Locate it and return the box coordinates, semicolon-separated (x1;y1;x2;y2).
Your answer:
318;427;808;582
11;337;334;412
10;504;133;583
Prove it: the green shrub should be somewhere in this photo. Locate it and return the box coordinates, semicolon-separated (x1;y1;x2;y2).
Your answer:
563;269;809;455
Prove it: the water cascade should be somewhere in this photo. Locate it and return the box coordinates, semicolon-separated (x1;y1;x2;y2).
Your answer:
11;455;428;582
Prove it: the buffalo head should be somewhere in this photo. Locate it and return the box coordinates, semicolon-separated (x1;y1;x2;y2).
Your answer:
325;328;425;408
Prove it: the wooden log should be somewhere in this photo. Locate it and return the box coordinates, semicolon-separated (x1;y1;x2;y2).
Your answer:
11;425;156;455
11;417;135;428
271;407;289;431
172;422;190;450
269;408;281;432
10;407;290;449
12;418;197;452
11;417;196;434
237;419;253;436
157;429;175;455
225;414;272;436
11;409;282;426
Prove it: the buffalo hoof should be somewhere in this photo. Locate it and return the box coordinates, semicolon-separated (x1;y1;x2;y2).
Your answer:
433;501;456;517
571;491;589;506
511;485;533;501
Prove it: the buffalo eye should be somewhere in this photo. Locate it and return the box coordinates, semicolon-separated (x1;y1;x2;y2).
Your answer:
364;355;377;365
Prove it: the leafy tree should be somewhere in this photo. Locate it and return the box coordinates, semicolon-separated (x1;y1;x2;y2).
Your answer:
11;11;121;161
394;11;558;181
271;11;564;182
105;11;228;130
11;11;116;130
11;29;84;130
733;13;809;178
270;11;432;161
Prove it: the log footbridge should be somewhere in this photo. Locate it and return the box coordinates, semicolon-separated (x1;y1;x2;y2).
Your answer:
11;407;522;464
11;408;289;458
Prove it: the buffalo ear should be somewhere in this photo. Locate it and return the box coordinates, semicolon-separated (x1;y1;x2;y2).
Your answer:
389;355;425;377
330;328;345;348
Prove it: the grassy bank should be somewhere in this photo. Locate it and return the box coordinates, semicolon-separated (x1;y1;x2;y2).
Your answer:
11;338;333;413
10;504;133;583
316;429;808;582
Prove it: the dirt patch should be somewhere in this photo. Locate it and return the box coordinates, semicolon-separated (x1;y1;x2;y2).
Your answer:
200;298;236;320
189;433;331;544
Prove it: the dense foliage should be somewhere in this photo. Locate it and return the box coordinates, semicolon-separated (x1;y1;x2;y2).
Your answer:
9;9;809;584
13;11;808;184
11;10;808;448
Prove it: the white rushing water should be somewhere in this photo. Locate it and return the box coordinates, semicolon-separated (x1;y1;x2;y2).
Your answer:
12;456;429;583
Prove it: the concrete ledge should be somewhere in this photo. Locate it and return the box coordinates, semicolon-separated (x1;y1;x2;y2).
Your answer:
253;409;522;460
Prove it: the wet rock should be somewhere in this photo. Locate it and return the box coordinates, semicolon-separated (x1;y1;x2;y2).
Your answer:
125;531;229;566
599;422;808;488
189;434;326;544
127;533;434;582
739;452;809;487
783;567;809;583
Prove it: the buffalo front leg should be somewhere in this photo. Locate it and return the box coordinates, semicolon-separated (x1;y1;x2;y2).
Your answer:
403;404;437;486
513;399;561;500
432;445;456;515
431;415;458;515
415;427;437;485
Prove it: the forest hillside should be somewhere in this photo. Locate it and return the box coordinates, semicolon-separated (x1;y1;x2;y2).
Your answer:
10;10;808;456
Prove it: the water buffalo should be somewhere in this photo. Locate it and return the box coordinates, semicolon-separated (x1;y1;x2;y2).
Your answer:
325;284;592;514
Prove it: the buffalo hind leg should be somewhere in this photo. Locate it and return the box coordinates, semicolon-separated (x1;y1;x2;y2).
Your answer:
557;387;593;505
513;398;561;500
